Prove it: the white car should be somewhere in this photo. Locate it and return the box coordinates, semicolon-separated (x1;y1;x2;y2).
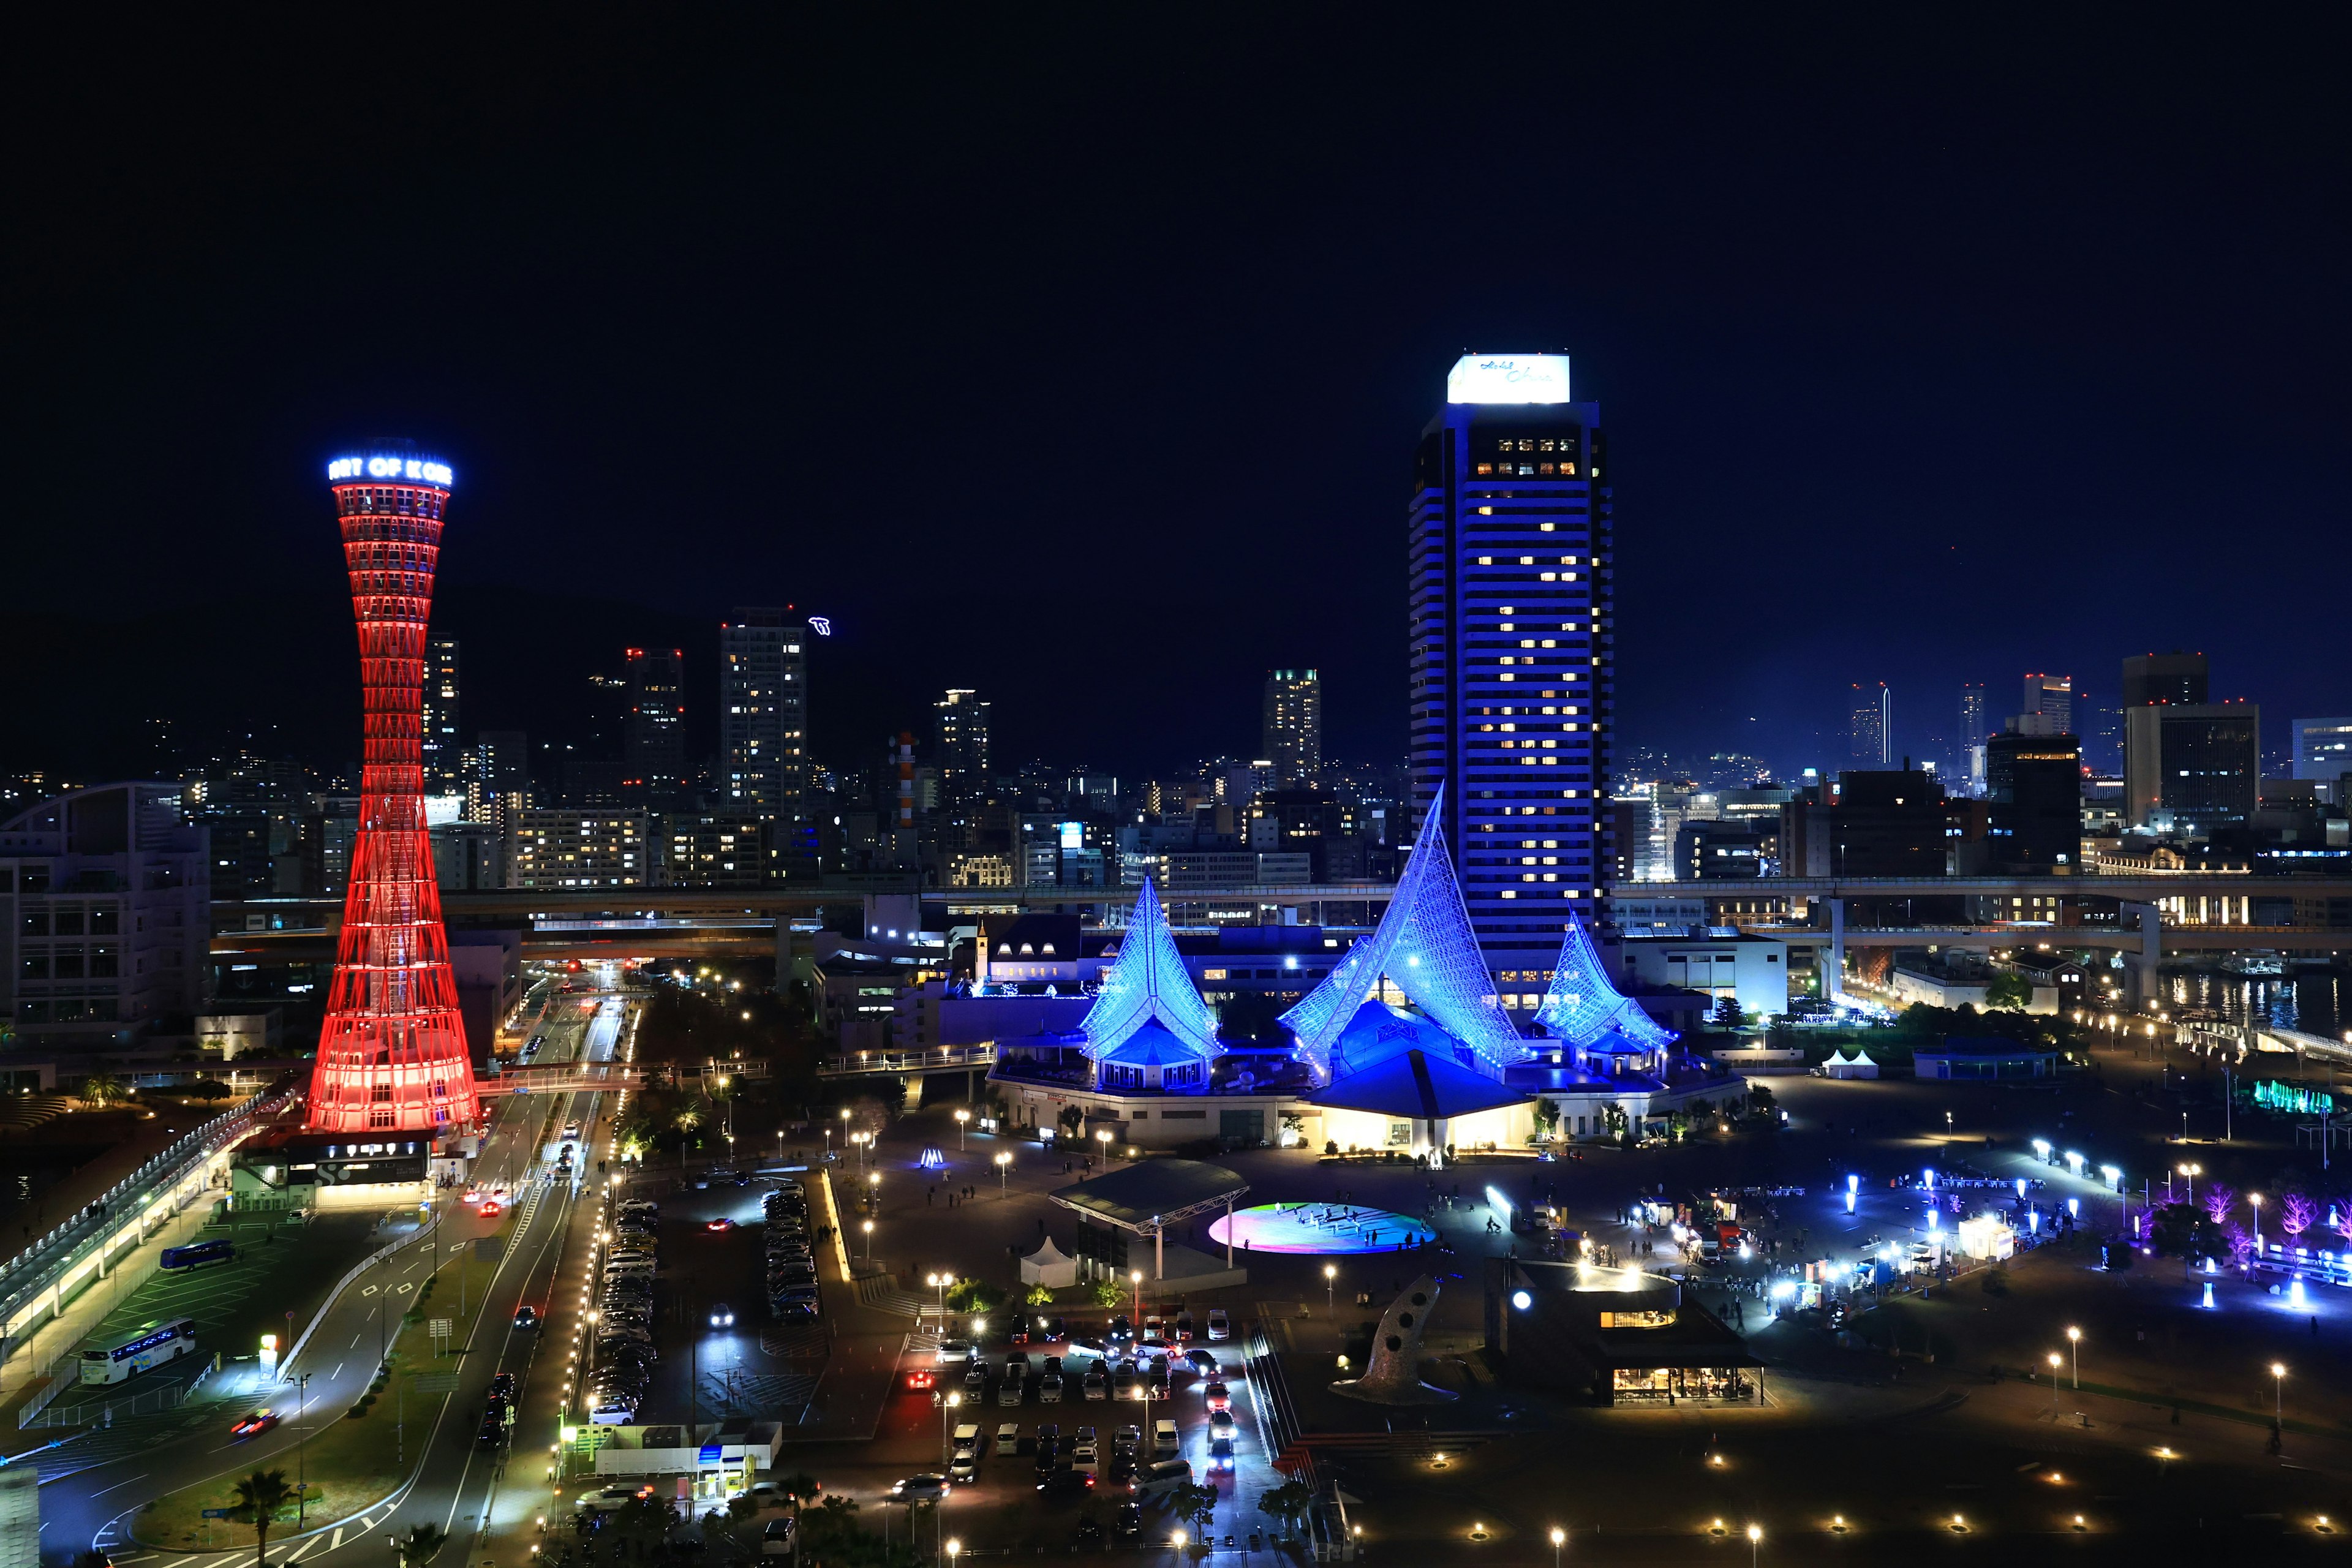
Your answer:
948;1455;979;1485
891;1474;949;1502
577;1485;645;1513
1205;1308;1230;1341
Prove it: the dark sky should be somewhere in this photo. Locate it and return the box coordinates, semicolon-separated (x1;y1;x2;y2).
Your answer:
7;10;2347;784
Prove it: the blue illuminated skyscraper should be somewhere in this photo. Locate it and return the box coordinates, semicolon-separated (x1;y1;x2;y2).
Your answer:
1408;353;1609;995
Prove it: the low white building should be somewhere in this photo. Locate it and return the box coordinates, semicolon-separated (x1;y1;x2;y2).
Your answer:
1616;932;1789;1019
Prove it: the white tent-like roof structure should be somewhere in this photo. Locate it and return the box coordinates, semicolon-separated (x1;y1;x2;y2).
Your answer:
1280;784;1529;1081
1077;877;1220;1063
1019;1235;1079;1287
1533;911;1678;1051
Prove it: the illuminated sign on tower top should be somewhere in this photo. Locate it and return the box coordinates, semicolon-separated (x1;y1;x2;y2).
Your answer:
1445;353;1572;405
326;454;455;486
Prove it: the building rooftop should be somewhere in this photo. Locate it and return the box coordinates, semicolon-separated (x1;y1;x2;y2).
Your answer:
1049;1158;1251;1231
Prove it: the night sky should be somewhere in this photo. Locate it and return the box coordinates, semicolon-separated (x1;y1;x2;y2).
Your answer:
7;12;2346;784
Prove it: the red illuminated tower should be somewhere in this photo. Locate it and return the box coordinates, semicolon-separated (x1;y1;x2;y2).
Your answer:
305;443;481;1133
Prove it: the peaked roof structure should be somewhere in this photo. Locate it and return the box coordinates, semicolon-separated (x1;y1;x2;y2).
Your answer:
1533;913;1677;1050
1078;877;1220;1062
1280;785;1529;1080
1308;1047;1531;1121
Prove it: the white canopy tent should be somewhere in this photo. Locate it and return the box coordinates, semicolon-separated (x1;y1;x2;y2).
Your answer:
1019;1236;1080;1288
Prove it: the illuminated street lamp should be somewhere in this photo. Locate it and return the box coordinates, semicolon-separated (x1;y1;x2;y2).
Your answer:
1746;1523;1762;1568
2065;1326;2081;1389
2251;1193;2264;1251
1130;1268;1144;1323
862;1218;875;1263
955;1108;970;1150
2046;1352;2061;1413
2179;1163;2201;1204
2272;1362;2288;1429
1325;1264;1339;1316
1550;1526;1566;1568
1096;1128;1114;1166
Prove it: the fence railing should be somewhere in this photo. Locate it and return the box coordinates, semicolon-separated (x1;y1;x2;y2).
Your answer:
23;1380;185;1430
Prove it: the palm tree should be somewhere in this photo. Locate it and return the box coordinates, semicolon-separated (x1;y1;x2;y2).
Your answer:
397;1524;450;1568
80;1071;127;1109
230;1469;295;1568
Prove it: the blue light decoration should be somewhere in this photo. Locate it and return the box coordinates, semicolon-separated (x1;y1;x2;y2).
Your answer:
807;617;832;636
1078;878;1220;1063
1531;911;1678;1051
2201;1280;2217;1310
2253;1079;2336;1115
919;1147;946;1170
2291;1275;2308;1309
1510;1289;1533;1311
1280;785;1531;1080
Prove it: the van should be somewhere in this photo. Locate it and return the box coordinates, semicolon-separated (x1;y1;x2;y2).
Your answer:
1152;1418;1178;1458
760;1518;797;1558
998;1358;1028;1407
952;1422;981;1457
1133;1458;1191;1495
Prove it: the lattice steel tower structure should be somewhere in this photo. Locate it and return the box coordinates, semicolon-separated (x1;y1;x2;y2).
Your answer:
306;443;480;1133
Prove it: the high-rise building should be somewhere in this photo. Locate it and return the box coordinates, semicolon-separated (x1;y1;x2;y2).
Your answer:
306;442;480;1134
2022;673;2073;734
465;731;530;828
2292;718;2352;784
1831;769;1946;876
624;646;687;804
1849;683;1890;765
1986;732;2081;872
935;688;991;797
1407;352;1605;978
2125;703;2259;831
1958;684;1988;796
2122;650;2208;709
718;610;807;826
0;782;211;1041
507;809;649;888
1261;669;1322;786
422;638;462;794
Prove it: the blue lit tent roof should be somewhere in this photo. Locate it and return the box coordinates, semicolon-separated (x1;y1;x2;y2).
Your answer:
1078;877;1220;1063
1098;1020;1194;1068
1533;912;1677;1050
1308;1047;1532;1121
1331;1000;1457;1078
1280;784;1529;1080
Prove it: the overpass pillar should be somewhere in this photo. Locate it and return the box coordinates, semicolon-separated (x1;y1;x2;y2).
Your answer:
1826;898;1847;1001
2121;902;2162;1006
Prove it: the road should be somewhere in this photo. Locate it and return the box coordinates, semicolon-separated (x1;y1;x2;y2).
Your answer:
50;982;632;1567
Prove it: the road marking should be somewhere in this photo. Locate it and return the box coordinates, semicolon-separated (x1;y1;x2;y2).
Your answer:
333;1361;345;1380
288;1534;330;1562
350;1332;363;1348
89;1472;150;1499
331;1528;344;1550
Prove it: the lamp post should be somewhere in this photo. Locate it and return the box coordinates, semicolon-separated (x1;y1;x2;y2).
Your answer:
1550;1526;1566;1568
2046;1352;2061;1414
2066;1325;2081;1389
1746;1523;1762;1568
2251;1193;2263;1254
296;1370;312;1521
940;1389;961;1466
2180;1163;2199;1205
1324;1264;1337;1317
995;1151;1011;1194
946;1538;961;1568
2272;1362;2287;1429
1130;1269;1144;1325
863;1219;875;1264
955;1109;969;1151
1096;1128;1112;1168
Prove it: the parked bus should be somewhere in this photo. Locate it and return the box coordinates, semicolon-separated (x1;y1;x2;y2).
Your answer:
80;1317;197;1385
159;1238;235;1272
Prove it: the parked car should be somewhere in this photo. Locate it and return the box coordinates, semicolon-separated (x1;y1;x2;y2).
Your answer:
1206;1308;1230;1341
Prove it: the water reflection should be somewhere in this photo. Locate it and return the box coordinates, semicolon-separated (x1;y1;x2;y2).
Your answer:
2164;968;2348;1036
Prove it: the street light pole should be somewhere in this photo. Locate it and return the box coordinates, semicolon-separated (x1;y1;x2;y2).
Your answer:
956;1109;969;1151
995;1152;1011;1195
296;1371;312;1521
2046;1352;2060;1414
2066;1325;2081;1390
1550;1526;1565;1568
1325;1264;1336;1317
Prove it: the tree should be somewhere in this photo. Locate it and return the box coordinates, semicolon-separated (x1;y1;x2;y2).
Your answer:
2332;1199;2352;1250
79;1071;128;1109
229;1469;295;1568
1983;973;2033;1012
188;1079;235;1104
1708;994;1743;1029
1090;1278;1125;1309
1057;1105;1085;1137
2203;1184;2237;1227
1025;1283;1055;1306
2280;1191;2318;1240
397;1525;450;1568
946;1279;1004;1314
1259;1478;1314;1540
1169;1479;1221;1544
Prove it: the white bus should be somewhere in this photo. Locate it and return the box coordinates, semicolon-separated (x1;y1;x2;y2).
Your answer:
80;1317;197;1385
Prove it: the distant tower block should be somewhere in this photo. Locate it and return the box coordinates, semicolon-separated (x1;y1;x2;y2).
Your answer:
306;443;481;1134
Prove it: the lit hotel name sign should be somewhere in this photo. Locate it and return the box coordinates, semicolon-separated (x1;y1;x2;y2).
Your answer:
1447;353;1571;404
328;455;455;486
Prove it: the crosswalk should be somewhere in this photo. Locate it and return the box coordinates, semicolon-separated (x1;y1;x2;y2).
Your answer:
699;1368;818;1420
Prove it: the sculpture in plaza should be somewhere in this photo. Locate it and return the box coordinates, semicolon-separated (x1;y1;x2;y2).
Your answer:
1329;1273;1457;1404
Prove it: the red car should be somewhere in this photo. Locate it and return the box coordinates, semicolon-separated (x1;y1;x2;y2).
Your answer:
1202;1381;1231;1411
705;1218;736;1233
480;1200;503;1218
903;1368;936;1392
232;1409;279;1438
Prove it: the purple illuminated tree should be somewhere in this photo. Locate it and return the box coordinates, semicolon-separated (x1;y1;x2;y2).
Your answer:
2225;1224;2256;1272
2203;1183;2237;1227
2332;1200;2352;1249
2280;1191;2318;1240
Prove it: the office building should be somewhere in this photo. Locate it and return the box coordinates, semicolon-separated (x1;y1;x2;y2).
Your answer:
0;782;211;1041
719;609;807;825
422;637;462;793
2022;673;2073;734
2292;717;2352;785
624;646;687;804
465;731;531;828
1675;818;1768;880
1957;684;1986;790
1407;352;1606;979
1985;732;2081;872
507;809;649;888
306;442;480;1134
1849;683;1890;765
656;812;767;888
1262;669;1323;786
935;688;991;797
1832;769;1946;876
2122;650;2208;709
2125;703;2260;832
